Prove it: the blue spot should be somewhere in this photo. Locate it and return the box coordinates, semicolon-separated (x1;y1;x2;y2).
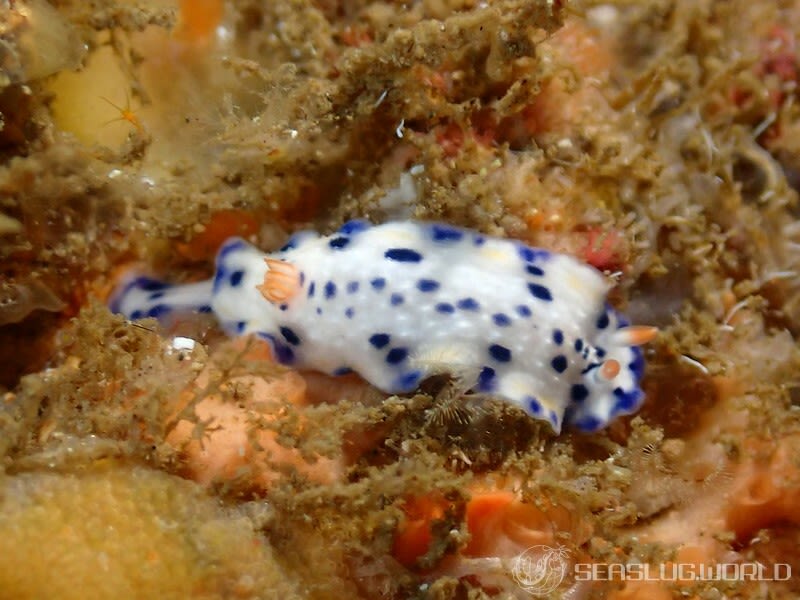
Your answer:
488;344;511;363
628;348;645;380
346;281;359;294
212;267;227;293
386;347;408;364
279;304;288;311
385;248;423;262
345;307;354;319
526;264;544;277
516;305;531;317
517;245;551;262
551;355;568;373
236;321;247;333
580;363;601;375
217;238;247;260
573;415;604;432
553;329;564;345
333;367;352;376
525;396;541;414
436;303;455;314
338;219;370;235
528;283;552;301
477;367;496;391
417;279;440;292
574;339;583;352
329;236;350;249
198;305;213;313
473;235;486;246
259;333;295;364
149;291;165;300
596;347;606;358
229;270;245;287
280;326;301;346
570;384;589;403
613;387;643;412
457;297;480;311
596;312;610;329
324;281;337;299
394;370;423;391
278;231;313;253
316;307;322;315
308;282;316;298
299;272;305;285
146;304;170;318
273;341;295;364
130;309;144;320
370;277;386;290
493;313;511;327
431;224;463;242
369;333;390;349
390;293;404;306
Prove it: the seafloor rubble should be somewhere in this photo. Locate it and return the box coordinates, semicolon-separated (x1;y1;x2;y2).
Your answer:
1;0;799;599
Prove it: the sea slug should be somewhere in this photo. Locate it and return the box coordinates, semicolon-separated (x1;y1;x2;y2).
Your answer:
110;220;655;432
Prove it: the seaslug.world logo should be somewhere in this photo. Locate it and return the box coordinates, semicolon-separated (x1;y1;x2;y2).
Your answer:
511;545;571;596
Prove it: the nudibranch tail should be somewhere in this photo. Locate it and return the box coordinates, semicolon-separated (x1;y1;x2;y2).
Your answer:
110;275;214;321
257;258;301;304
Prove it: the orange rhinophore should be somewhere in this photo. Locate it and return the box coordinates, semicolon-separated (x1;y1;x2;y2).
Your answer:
612;326;659;347
257;259;301;304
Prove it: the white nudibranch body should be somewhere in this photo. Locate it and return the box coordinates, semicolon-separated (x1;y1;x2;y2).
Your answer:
111;220;655;433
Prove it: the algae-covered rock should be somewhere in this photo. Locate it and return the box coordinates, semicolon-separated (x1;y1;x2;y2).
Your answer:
0;463;300;600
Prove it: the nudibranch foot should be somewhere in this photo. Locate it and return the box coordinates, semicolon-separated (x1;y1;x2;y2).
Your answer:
110;275;214;321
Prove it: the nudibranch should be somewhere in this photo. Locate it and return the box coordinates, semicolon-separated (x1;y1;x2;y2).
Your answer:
110;220;656;433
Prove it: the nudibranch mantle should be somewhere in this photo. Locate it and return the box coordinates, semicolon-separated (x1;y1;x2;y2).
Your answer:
111;220;654;433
